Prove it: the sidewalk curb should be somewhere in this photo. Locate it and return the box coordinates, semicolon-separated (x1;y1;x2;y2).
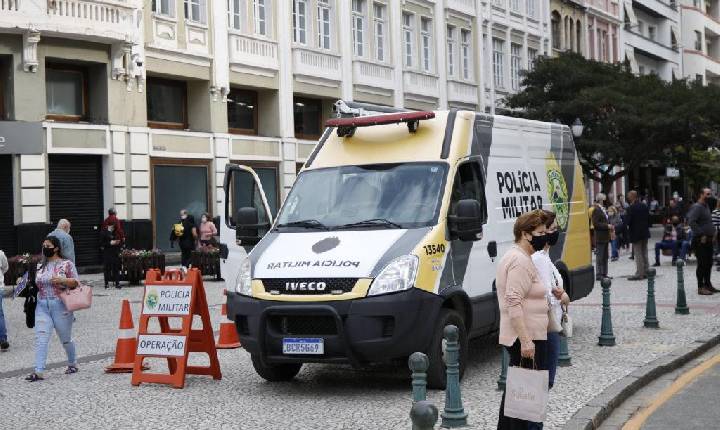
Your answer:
562;333;720;430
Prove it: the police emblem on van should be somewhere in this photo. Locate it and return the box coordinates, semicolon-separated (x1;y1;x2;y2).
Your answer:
312;236;340;254
546;157;569;230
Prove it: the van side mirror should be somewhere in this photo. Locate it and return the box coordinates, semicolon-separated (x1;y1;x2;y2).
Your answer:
449;199;485;241
236;207;263;246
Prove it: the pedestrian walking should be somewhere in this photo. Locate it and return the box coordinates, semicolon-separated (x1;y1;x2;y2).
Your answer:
170;209;197;268
100;222;123;289
626;190;650;281
532;210;570;390
591;193;611;280
496;210;550;429
608;205;622;261
26;236;80;382
48;219;75;265
198;212;218;247
712;199;720;260
0;249;9;351
687;188;716;295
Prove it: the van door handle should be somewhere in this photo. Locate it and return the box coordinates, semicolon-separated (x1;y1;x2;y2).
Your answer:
487;241;498;261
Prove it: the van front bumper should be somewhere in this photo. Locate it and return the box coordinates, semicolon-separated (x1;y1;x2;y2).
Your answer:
226;288;442;366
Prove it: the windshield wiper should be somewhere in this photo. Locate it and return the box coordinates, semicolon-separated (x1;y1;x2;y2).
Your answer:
275;219;329;230
336;218;404;230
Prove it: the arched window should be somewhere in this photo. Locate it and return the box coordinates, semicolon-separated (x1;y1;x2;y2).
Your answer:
551;11;561;50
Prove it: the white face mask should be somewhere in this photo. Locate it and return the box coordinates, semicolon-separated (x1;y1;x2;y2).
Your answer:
181;215;187;220
108;226;115;232
201;217;207;223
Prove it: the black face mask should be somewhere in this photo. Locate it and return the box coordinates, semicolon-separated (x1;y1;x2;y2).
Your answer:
42;247;56;258
527;234;547;252
546;230;560;246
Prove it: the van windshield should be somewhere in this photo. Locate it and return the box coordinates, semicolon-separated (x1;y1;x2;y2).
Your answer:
276;163;448;230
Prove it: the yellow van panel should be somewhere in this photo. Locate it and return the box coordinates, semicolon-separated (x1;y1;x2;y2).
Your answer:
561;161;592;269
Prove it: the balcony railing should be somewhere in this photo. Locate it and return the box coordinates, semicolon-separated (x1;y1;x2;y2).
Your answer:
447;0;476;15
448;80;478;105
229;33;279;72
353;60;395;90
292;47;342;82
403;71;439;98
0;0;139;43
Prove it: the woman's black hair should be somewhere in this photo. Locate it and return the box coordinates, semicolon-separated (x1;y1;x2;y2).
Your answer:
41;235;65;269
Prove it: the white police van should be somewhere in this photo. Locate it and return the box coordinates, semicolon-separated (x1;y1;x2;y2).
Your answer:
220;101;592;388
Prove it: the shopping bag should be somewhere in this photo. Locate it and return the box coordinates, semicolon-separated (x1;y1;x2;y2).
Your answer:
504;365;549;422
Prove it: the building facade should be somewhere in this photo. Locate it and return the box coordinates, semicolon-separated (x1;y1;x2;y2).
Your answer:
550;0;589;56
680;0;720;85
621;0;681;81
0;0;549;265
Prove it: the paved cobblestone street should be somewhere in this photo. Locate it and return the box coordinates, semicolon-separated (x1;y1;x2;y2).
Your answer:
1;231;719;429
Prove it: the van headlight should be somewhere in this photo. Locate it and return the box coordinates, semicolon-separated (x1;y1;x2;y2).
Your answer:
235;257;253;296
368;255;419;297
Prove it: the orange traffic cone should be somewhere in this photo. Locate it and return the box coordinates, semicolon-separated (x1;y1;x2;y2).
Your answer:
106;300;143;373
216;289;241;349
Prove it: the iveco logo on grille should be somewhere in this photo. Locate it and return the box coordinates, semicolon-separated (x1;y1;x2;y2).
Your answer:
285;281;328;291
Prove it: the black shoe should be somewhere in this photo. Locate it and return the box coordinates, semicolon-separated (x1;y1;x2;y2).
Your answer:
115;284;121;289
104;284;109;289
25;373;44;382
0;340;9;351
653;262;661;267
629;256;635;260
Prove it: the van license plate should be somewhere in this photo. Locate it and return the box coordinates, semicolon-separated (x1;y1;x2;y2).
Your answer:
282;338;324;355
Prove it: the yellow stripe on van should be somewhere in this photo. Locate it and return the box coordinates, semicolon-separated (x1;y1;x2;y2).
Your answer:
562;161;592;269
251;279;372;302
412;226;450;293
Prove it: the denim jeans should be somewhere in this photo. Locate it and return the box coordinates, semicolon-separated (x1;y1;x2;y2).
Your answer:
0;296;7;342
35;298;76;373
611;239;619;259
654;240;678;263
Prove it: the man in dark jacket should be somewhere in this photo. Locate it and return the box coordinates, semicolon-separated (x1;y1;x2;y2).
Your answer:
626;190;651;280
591;193;611;280
687;188;716;295
170;209;197;268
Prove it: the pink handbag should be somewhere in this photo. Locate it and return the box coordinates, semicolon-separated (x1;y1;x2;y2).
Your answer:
60;283;93;311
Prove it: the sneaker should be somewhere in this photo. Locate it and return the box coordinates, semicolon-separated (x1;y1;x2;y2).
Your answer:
65;365;79;375
25;373;44;382
698;287;714;296
0;340;8;351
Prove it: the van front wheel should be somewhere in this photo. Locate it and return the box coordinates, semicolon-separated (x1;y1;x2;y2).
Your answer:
425;309;468;390
250;354;302;382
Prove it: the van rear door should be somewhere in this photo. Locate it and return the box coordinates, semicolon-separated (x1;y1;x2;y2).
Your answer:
220;164;273;293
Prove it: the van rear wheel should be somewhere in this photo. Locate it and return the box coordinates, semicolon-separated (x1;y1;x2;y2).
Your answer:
250;354;302;382
425;309;468;390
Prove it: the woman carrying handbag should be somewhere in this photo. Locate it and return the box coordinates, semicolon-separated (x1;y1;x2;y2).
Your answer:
26;236;81;382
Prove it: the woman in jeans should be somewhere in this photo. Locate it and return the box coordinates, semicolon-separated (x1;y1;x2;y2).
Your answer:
497;210;550;429
531;211;570;392
25;236;80;382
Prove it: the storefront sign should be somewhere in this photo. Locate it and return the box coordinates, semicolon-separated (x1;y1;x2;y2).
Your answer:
666;167;680;178
136;334;186;357
142;285;192;315
0;121;43;154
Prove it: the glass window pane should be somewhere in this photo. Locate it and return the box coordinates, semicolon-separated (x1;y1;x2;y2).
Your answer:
227;89;257;133
147;79;185;124
153;165;208;250
254;167;278;217
46;69;83;116
294;98;322;138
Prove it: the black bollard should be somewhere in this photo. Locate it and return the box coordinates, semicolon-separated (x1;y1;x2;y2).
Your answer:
644;268;659;328
441;325;468;428
598;277;616;346
675;260;689;315
409;352;429;403
410;400;439;430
